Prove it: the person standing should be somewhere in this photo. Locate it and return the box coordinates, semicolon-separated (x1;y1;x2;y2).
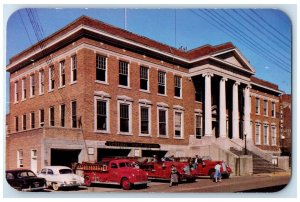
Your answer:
214;162;222;183
170;164;178;187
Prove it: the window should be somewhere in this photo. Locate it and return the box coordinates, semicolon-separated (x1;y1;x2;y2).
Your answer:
140;66;149;91
272;102;276;118
140;106;149;135
158;109;167;136
50;106;55;126
49;65;55;90
30;74;35;97
17;150;24;168
194;80;203;102
96;54;106;82
158;71;166;95
22;114;26;130
96;100;107;131
31;112;35;129
174;76;181;97
39;70;45;94
60;60;66;87
71;101;77;128
255;98;260;114
60;104;65;127
119;61;129;86
264;124;269;145
22;78;26;100
263;100;268;116
174;111;183;138
14;81;18;102
119;103;130;133
40;109;44;127
255;123;261;145
15;116;18;132
195;114;202;139
71;55;77;82
271;125;277;146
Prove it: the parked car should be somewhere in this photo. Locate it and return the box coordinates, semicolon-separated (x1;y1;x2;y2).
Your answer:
38;166;84;191
75;159;149;190
196;159;232;179
6;169;47;192
138;158;198;182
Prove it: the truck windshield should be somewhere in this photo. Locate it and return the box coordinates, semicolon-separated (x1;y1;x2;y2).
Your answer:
59;169;73;174
119;162;133;168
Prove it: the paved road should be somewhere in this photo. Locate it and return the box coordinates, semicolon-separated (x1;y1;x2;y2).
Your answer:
45;173;291;193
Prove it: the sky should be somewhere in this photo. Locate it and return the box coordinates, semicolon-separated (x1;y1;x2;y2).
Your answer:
5;8;292;95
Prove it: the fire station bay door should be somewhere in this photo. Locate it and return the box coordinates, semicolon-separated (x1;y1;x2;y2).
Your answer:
50;149;81;168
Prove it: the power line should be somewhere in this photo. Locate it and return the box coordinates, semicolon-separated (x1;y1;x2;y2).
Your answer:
18;10;33;46
194;9;290;73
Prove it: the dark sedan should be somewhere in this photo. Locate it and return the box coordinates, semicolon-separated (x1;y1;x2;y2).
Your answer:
6;169;47;191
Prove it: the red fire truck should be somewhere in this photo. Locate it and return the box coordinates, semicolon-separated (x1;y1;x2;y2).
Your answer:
75;159;149;190
138;158;198;182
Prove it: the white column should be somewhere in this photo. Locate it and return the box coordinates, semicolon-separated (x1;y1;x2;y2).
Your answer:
219;77;227;138
244;85;251;140
203;73;213;137
232;81;240;139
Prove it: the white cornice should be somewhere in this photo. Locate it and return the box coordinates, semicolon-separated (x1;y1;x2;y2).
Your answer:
251;82;283;95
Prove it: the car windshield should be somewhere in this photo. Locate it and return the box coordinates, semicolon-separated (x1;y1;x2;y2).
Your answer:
59;169;73;174
17;171;36;178
119;162;133;168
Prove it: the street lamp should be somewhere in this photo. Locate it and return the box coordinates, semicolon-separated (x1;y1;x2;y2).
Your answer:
244;133;248;155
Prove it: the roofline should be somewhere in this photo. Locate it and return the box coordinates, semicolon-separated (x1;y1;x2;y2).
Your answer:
250;81;284;95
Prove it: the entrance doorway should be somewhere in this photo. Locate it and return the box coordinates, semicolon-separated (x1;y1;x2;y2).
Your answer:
50;149;81;168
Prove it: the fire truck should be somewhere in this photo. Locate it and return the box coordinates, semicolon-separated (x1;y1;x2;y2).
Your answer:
75;159;149;190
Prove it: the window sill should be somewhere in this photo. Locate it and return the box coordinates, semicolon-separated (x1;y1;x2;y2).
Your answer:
157;93;167;97
39;93;44;96
173;136;184;140
118;132;133;136
70;81;77;85
174;96;182;100
48;89;54;93
118;85;131;90
94;130;110;134
14;101;18;104
139;134;151;137
21;99;26;101
139;89;150;94
95;80;109;85
29;96;35;99
158;135;168;139
195;101;202;104
58;85;65;89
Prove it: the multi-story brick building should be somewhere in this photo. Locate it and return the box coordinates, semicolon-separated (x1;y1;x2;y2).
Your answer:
279;94;291;156
6;16;283;174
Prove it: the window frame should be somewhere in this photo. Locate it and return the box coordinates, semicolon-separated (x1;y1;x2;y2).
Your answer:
17;150;24;168
255;97;260;115
117;100;132;135
140;66;149;92
255;122;261;145
60;104;66;127
22;114;26;131
195;113;203;139
118;60;130;87
157;107;168;138
39;109;45;127
96;54;107;83
139;103;151;136
263;124;269;145
271;125;277;146
158;71;166;95
14;81;18;103
71;55;77;83
49;106;55;127
71;100;77;128
174;75;182;98
15;116;19;132
94;96;110;134
59;60;66;87
271;102;276;118
49;65;55;91
30;111;35;129
174;110;184;139
39;70;45;95
30;74;35;97
263;100;268;116
22;78;26;100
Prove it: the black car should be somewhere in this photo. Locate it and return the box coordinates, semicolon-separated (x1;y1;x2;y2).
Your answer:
6;169;47;191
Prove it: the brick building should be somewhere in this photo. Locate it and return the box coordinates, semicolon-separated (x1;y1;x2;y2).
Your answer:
279;94;291;156
6;16;283;173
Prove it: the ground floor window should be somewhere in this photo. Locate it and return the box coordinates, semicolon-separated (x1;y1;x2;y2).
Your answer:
255;123;261;145
195;114;202;139
271;125;277;146
17;150;24;168
264;124;269;145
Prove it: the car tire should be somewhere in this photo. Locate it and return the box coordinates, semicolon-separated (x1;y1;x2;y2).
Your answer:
222;173;230;179
84;175;92;187
52;183;59;191
121;177;132;190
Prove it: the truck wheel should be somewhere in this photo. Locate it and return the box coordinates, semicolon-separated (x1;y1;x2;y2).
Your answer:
121;178;132;190
84;175;92;187
52;183;59;191
208;170;215;179
222;173;230;179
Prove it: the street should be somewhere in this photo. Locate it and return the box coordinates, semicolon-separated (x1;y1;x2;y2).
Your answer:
43;173;291;193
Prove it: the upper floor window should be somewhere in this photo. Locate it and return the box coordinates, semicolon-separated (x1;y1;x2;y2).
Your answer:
263;100;268;116
174;111;183;138
119;103;130;133
71;55;77;82
271;125;277;146
263;124;269;145
60;60;66;87
22;114;26;130
30;74;35;97
96;54;107;82
174;76;182;98
255;98;260;114
71;101;77;128
255;123;261;145
60;104;65;127
140;66;149;91
96;99;108;131
119;61;129;86
158;71;166;95
49;106;55;126
271;102;276;118
14;81;18;102
22;78;26;100
40;109;44;127
31;112;35;129
39;70;45;94
49;65;55;91
158;108;167;136
15;116;19;132
195;114;202;139
140;106;150;135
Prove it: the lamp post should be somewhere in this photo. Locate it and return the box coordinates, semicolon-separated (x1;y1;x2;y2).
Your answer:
244;133;248;155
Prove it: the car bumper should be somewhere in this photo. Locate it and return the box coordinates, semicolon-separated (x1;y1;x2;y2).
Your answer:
22;185;47;192
60;182;81;187
133;181;150;185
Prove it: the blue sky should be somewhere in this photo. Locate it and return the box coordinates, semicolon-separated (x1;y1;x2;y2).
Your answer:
6;8;291;94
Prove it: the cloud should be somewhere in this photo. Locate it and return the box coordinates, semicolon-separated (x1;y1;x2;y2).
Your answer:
264;66;271;70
